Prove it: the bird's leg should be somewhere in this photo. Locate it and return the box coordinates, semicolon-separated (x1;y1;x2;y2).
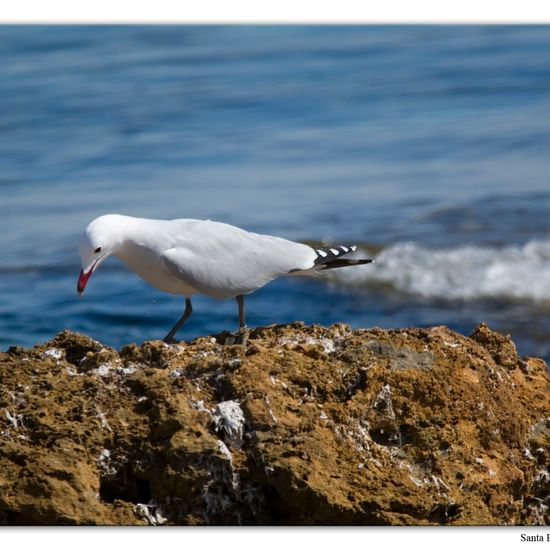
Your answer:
222;295;248;345
163;297;193;344
235;294;249;345
236;294;247;333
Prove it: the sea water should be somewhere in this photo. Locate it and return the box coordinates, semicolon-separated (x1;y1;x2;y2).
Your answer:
1;25;550;362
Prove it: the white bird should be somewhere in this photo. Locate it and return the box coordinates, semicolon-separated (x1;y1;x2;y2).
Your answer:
77;214;373;343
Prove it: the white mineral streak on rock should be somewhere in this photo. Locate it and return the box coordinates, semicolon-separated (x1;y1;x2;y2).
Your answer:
278;335;337;353
443;341;460;348
523;447;536;460
265;396;278;424
96;410;112;432
213;400;245;449
304;336;336;353
169;368;185;378
135;500;168;525
97;448;117;476
93;362;112;377
190;399;209;413
120;365;136;375
42;348;63;361
65;366;81;377
4;409;19;429
372;384;396;419
217;440;239;490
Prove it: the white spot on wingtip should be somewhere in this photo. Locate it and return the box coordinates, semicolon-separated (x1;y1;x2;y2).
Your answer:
316;249;328;257
341;246;349;253
330;248;339;254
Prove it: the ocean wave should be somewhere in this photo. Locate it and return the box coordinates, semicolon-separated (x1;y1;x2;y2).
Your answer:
326;239;550;302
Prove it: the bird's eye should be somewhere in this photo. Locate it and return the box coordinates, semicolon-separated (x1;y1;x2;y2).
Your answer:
94;246;102;253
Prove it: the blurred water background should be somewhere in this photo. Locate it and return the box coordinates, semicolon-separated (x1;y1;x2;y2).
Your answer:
1;25;550;361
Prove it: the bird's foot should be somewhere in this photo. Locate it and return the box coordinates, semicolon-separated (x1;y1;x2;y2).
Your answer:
235;326;249;346
217;327;249;346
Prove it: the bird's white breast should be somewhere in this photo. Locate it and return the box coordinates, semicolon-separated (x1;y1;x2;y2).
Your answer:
116;241;198;296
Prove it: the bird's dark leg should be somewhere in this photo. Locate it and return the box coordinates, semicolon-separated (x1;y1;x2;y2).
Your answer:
163;297;192;343
236;294;247;332
221;294;248;345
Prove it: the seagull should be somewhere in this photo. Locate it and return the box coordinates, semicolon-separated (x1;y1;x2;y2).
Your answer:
77;214;374;343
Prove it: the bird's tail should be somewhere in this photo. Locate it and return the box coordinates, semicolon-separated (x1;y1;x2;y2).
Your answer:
313;244;374;270
289;244;374;276
319;258;374;270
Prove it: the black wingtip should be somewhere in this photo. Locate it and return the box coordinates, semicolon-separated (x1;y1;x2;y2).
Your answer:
313;244;362;265
320;258;374;270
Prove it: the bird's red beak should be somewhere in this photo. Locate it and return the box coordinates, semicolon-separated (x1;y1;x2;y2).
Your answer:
77;266;94;295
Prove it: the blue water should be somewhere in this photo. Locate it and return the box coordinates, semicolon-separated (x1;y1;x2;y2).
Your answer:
2;25;550;362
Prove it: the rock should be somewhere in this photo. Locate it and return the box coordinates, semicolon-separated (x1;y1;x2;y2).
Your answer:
0;323;548;525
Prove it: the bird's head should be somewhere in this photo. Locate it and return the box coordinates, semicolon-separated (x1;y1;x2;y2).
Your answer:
77;215;123;295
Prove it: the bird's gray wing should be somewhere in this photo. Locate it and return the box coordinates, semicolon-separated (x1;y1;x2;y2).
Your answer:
161;221;317;299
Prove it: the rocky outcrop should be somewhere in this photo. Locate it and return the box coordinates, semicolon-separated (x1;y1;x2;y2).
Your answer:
0;323;548;525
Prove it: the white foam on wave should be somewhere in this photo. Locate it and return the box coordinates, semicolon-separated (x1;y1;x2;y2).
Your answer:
327;239;550;302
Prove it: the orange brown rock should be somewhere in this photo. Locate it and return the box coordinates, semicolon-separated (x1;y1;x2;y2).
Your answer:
0;323;548;525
